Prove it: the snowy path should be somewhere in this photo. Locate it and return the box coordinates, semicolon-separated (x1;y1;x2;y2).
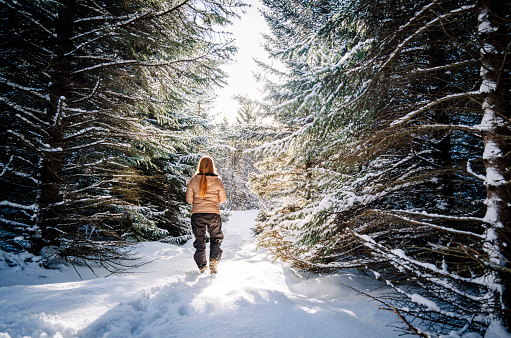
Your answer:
0;210;399;337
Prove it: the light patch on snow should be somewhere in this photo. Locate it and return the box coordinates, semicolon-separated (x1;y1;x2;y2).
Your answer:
0;211;397;338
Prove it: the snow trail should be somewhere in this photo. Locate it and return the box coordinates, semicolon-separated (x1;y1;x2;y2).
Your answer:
0;210;399;337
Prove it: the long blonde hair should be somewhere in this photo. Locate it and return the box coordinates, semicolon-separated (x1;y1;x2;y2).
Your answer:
196;156;217;199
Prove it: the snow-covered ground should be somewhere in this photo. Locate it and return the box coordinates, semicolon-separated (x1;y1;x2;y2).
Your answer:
1;210;405;337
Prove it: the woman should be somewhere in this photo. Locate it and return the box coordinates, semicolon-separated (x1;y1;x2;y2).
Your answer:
186;156;227;274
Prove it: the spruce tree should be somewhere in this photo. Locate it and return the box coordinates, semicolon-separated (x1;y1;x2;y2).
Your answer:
0;0;243;267
254;0;510;333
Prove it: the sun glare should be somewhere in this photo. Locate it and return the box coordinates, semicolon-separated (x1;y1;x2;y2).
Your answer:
212;0;270;124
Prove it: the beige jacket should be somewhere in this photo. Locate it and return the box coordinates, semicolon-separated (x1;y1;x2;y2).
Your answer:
186;174;227;214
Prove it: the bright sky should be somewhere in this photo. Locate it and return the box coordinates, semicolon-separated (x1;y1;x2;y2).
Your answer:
211;1;270;123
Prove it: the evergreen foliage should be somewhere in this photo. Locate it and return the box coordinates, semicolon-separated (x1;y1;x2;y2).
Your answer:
210;96;276;211
0;0;244;268
253;0;510;334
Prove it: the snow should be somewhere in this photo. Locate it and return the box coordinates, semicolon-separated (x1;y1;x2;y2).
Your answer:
475;99;505;131
0;211;401;338
485;167;506;187
411;293;441;312
478;9;498;34
0;76;49;101
391;91;479;127
63;127;110;140
479;68;497;93
483;141;503;161
0;201;38;211
467;158;486;181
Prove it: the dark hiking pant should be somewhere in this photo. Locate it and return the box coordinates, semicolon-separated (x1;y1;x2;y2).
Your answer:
191;213;223;268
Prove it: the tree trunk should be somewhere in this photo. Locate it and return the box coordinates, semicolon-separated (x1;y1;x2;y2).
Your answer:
38;0;76;248
476;0;511;330
427;27;454;211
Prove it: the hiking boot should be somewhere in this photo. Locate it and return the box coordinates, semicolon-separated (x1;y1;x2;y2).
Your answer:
209;259;218;274
199;265;208;274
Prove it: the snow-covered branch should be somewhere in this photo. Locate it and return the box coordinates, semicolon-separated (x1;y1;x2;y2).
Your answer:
390;91;480;127
0;77;49;101
0;0;56;38
377;5;475;77
466;159;486;181
372;210;485;238
0;96;48;127
71;52;216;74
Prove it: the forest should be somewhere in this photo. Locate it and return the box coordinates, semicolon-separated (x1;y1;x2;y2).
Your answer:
0;0;509;337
